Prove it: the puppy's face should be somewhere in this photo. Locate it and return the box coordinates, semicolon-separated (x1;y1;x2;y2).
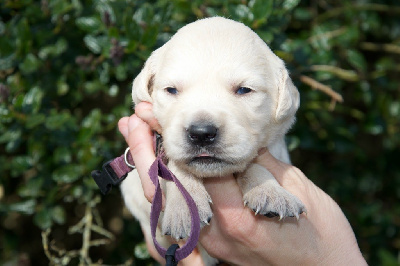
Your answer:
132;18;299;177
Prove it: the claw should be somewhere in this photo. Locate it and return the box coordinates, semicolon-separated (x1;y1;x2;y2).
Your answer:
255;208;260;215
244;200;248;207
208;199;213;205
203;219;210;225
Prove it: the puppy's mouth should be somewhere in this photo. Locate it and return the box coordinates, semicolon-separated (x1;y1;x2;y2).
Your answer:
188;153;223;165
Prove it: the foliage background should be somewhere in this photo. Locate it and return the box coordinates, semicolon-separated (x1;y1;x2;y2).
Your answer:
1;0;399;265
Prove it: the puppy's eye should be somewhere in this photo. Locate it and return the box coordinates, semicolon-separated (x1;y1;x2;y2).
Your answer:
235;87;253;95
165;87;178;95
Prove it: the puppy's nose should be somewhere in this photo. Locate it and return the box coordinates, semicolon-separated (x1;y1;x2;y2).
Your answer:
187;124;218;146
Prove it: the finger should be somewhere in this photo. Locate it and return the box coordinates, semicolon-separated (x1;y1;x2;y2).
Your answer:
256;149;310;199
200;175;259;260
203;175;243;209
118;115;158;203
255;149;293;184
135;102;162;134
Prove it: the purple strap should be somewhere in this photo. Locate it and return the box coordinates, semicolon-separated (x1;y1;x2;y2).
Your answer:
148;155;200;261
110;152;134;177
106;141;200;262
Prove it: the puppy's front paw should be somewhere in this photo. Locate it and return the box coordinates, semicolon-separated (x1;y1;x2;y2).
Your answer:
162;182;213;240
243;183;306;219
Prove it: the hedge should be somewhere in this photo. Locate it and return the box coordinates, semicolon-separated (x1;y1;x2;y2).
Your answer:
1;0;399;265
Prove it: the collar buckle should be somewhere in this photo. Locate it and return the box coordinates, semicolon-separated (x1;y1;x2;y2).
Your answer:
91;160;127;195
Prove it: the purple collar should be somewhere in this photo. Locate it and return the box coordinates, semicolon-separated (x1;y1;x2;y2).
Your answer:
91;135;200;263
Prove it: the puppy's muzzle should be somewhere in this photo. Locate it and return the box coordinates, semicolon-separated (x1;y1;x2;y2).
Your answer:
187;124;218;146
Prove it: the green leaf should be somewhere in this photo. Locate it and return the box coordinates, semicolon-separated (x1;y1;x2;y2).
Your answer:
45;111;72;130
283;0;300;11
34;208;52;230
11;155;32;174
71;185;83;199
18;178;44;198
250;0;273;22
19;53;41;74
293;7;313;21
84;35;102;54
51;206;66;224
76;17;102;33
15;17;32;56
108;84;119;97
141;24;159;47
132;3;155;25
22;86;44;114
83;80;107;94
82;108;101;129
9;199;36;215
52;164;83;184
38;38;68;59
232;5;253;22
346;49;367;72
0;128;21;144
54;146;72;163
0;54;16;70
115;63;128;81
49;0;74;16
26;113;46;128
0;33;14;57
57;79;69;96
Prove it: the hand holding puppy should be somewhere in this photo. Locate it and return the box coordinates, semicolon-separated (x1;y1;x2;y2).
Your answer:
118;102;366;265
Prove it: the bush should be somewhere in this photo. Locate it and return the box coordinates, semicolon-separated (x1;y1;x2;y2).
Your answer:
1;0;399;265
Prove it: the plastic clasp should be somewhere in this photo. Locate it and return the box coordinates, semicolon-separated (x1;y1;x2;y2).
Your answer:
165;244;179;266
91;160;127;195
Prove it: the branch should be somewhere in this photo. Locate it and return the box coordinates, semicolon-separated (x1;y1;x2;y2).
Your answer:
80;204;93;266
308;27;347;43
300;75;344;106
42;198;115;265
315;4;400;23
309;65;359;82
360;42;400;55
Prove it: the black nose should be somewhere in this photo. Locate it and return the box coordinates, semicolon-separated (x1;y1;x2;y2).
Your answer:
187;124;218;146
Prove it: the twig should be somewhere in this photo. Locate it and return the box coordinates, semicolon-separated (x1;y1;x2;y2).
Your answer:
360;42;400;55
80;204;93;266
42;229;53;262
315;4;400;23
300;75;344;107
309;65;359;82
308;27;347;43
42;198;116;265
91;224;115;239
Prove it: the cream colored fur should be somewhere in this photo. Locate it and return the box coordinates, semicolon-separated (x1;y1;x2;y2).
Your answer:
120;17;305;265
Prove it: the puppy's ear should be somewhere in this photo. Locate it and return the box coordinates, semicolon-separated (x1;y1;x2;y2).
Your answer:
275;67;300;122
132;50;160;104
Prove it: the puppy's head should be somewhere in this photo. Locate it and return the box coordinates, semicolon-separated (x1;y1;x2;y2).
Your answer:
132;17;299;177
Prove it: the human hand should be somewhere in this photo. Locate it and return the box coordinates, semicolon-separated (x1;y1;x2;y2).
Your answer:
118;102;366;265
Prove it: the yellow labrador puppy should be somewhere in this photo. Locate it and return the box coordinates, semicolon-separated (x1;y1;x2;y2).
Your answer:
121;17;305;263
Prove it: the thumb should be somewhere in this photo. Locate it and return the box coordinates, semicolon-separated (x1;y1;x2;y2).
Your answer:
118;115;157;203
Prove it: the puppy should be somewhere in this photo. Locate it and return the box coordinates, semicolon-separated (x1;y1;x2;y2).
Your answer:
121;17;305;264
